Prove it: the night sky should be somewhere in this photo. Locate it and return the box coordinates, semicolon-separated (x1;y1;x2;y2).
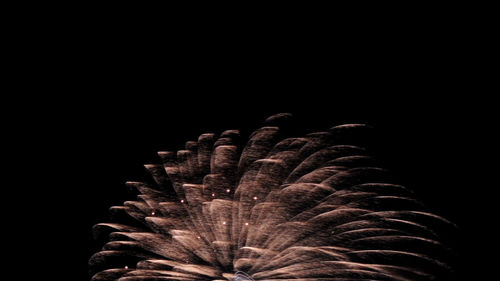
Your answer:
23;23;489;280
49;94;481;280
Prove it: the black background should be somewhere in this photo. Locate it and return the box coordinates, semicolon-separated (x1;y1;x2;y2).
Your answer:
49;95;485;281
16;12;492;281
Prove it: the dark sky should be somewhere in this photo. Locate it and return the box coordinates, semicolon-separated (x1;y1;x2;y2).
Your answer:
21;22;491;280
44;93;483;280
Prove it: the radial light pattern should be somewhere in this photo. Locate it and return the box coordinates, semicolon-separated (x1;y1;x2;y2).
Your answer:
89;113;456;281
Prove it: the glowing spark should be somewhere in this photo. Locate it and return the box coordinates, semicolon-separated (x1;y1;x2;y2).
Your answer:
253;196;258;200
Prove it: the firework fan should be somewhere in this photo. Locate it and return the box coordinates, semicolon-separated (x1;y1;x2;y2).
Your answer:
89;113;457;281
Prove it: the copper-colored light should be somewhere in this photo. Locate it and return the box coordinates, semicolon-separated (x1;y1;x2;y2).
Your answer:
89;113;456;281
